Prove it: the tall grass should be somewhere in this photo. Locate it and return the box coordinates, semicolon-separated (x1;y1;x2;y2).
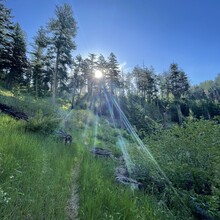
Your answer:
78;149;178;220
75;117;177;220
0;115;77;219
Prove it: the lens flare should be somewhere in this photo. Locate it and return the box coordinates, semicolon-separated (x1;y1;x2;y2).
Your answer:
94;70;103;79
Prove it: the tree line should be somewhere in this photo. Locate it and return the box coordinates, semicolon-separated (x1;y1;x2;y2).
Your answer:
1;1;220;127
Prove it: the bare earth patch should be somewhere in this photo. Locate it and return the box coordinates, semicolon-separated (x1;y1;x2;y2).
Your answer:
66;161;80;220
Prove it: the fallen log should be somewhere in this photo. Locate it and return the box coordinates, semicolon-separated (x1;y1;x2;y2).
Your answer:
90;147;112;157
115;175;142;189
0;103;28;121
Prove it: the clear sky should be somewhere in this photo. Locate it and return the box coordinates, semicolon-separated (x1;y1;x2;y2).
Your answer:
5;0;220;84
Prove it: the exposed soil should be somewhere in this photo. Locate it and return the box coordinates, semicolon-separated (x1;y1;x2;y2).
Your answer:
66;161;80;220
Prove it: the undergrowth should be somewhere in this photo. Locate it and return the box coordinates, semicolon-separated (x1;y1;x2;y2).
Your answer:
145;119;220;219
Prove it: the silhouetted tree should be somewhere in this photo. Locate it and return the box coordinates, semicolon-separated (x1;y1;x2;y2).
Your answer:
106;52;121;94
84;53;97;94
48;3;77;103
69;54;86;108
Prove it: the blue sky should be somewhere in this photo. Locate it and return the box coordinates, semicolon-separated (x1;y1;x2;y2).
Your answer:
5;0;220;84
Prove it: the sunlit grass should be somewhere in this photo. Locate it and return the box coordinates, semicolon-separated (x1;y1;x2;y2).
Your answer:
78;148;175;220
1;85;218;219
0;115;77;219
0;88;14;97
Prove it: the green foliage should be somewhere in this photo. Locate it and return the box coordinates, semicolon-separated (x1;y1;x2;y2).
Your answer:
48;3;77;100
72;109;95;129
123;97;163;136
24;110;60;134
96;118;118;144
0;1;14;80
6;23;28;89
31;27;50;98
145;119;220;218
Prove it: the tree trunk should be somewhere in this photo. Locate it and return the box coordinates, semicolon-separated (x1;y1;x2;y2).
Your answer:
52;48;59;104
176;102;183;124
71;94;75;109
162;110;167;128
35;77;38;99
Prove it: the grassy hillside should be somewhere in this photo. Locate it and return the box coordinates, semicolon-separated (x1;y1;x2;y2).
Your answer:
0;115;78;219
1;88;220;219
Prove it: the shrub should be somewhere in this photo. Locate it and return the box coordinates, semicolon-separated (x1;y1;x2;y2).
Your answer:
24;110;60;134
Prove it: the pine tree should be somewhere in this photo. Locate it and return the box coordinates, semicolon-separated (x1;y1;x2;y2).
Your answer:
48;3;77;103
168;63;189;124
97;54;107;81
6;23;28;89
84;53;97;94
0;0;14;82
69;54;86;108
106;52;121;94
31;27;48;98
157;72;171;127
132;66;157;103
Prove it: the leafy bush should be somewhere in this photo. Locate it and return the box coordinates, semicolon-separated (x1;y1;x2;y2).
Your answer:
144;119;220;218
71;110;96;128
24;110;60;134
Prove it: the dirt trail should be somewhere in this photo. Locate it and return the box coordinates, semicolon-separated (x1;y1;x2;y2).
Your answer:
67;161;80;220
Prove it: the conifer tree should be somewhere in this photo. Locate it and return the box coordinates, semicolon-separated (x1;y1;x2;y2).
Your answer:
48;3;77;103
106;52;121;94
84;53;97;94
0;0;14;81
69;54;86;108
97;54;107;82
31;27;48;98
132;66;157;103
168;63;189;124
7;23;28;89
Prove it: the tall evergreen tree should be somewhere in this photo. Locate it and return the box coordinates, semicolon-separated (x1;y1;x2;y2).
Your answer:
6;23;28;89
31;27;48;98
97;54;107;81
48;3;77;103
84;53;97;94
69;54;86;108
168;63;189;124
106;52;121;94
0;0;14;82
132;66;158;103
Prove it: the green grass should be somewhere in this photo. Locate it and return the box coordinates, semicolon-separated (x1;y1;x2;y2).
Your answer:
1;87;219;219
0;115;77;219
75;118;183;220
78;150;173;220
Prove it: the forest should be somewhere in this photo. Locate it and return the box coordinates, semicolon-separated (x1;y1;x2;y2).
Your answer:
1;1;220;220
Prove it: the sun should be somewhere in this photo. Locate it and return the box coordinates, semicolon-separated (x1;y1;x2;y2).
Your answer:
94;70;103;79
